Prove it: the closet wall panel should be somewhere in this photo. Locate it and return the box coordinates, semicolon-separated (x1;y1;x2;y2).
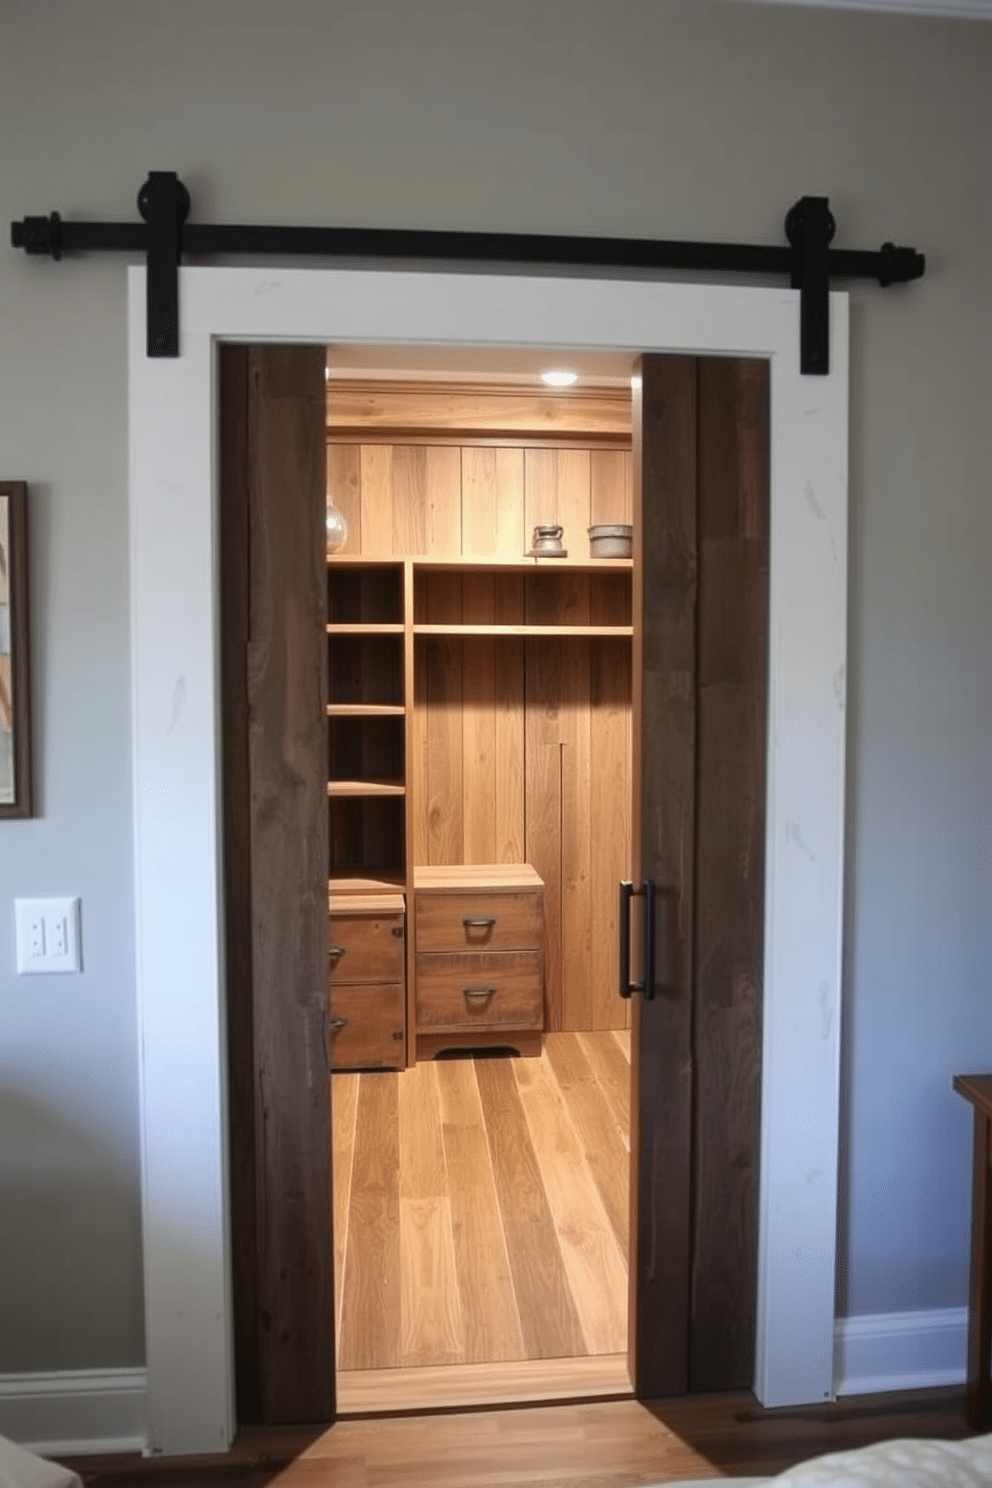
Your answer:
329;424;632;1034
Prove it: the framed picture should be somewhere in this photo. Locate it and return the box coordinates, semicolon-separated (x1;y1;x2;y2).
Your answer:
0;482;31;818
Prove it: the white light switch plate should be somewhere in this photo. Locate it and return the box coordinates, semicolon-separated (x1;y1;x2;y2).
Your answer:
14;897;82;974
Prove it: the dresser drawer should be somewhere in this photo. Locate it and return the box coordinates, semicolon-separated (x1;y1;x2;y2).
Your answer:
328;907;405;984
416;951;543;1032
415;890;542;953
329;982;405;1070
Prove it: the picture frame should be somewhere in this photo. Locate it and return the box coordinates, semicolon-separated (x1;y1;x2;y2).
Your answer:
0;481;32;818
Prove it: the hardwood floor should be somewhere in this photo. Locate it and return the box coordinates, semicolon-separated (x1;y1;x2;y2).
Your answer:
64;1033;978;1486
333;1031;631;1398
64;1388;975;1488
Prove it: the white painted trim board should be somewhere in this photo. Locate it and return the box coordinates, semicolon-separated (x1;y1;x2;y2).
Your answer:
129;266;849;1453
0;1370;147;1457
834;1308;969;1396
0;1310;964;1457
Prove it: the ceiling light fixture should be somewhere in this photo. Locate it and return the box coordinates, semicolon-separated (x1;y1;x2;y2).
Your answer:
541;369;578;388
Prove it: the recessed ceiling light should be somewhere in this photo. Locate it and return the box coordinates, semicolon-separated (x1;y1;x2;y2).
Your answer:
541;369;578;388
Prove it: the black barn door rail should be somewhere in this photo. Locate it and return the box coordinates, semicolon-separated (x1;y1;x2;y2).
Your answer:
11;171;925;373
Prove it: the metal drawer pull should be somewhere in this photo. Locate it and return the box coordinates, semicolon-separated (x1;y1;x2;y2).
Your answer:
463;986;497;1001
328;944;346;959
328;1015;348;1034
463;916;496;929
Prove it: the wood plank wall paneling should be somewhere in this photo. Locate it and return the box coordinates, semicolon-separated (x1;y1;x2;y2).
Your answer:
326;444;361;554
690;358;769;1391
462;447;525;557
590;449;633;526
354;436;632;1033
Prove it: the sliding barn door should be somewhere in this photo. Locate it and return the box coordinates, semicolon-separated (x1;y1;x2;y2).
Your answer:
220;345;334;1424
629;354;768;1397
221;345;767;1422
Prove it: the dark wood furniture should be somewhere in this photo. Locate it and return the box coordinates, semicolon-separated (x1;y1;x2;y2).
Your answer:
953;1072;992;1428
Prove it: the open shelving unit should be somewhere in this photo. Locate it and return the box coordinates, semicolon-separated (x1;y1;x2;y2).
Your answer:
326;384;635;1063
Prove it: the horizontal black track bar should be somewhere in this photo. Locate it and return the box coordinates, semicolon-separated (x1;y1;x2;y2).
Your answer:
188;223;795;274
12;216;923;285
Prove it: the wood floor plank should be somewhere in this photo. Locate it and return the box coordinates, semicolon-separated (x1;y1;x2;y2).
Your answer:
474;1056;587;1360
435;1057;526;1364
577;1029;631;1151
67;1387;975;1488
331;1072;360;1353
337;1354;630;1414
337;1073;401;1371
398;1061;464;1365
513;1050;628;1355
544;1033;630;1257
334;1035;630;1380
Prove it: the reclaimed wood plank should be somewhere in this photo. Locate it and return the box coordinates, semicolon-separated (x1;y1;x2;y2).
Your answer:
243;345;332;1422
630;354;697;1398
690;356;768;1392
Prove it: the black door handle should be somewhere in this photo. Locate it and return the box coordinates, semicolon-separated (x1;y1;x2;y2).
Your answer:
619;879;656;1000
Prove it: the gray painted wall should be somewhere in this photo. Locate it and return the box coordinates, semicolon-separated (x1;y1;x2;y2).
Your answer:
0;0;989;1373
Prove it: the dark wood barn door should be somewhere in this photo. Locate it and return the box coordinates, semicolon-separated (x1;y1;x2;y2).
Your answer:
221;347;768;1421
630;355;768;1396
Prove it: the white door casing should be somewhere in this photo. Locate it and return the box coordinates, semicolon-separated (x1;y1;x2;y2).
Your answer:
128;266;848;1454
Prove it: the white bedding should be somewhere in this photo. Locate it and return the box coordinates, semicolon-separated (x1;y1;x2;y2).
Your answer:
772;1435;992;1487
656;1434;992;1488
0;1436;81;1488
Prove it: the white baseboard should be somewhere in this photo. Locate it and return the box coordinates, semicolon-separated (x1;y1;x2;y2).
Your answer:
0;1369;147;1457
0;1319;966;1456
834;1308;968;1396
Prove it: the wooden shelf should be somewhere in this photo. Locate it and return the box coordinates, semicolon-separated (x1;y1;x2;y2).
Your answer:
327;622;405;635
414;623;633;638
326;702;405;717
411;556;632;573
328;555;633;574
329;873;407;896
327;779;406;797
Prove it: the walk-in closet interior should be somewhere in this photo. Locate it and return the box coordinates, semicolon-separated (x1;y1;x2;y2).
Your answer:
324;354;636;1409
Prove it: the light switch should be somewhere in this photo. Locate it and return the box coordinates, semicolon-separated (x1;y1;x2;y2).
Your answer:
14;897;82;974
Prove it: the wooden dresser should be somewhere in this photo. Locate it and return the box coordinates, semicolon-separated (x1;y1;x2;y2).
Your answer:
327;892;406;1070
413;865;545;1059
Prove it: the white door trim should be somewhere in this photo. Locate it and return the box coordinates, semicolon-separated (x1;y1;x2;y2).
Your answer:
128;266;848;1454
